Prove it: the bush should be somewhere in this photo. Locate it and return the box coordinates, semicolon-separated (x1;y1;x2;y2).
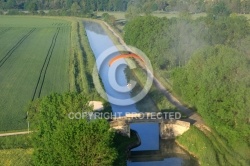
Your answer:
7;9;20;15
39;10;45;16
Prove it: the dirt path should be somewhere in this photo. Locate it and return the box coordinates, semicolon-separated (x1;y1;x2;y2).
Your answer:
103;21;210;131
0;131;30;137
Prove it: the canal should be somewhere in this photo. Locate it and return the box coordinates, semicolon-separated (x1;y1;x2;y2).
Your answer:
84;21;198;166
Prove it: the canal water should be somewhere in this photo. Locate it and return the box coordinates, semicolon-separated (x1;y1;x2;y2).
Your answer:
84;21;198;166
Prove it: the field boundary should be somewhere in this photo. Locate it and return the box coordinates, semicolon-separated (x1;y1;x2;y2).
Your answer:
0;28;36;68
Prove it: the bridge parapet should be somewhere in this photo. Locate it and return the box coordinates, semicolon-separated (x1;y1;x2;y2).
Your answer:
110;117;190;139
160;120;190;139
110;119;130;137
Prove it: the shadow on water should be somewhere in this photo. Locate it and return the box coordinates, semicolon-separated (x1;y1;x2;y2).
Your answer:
84;21;106;35
127;139;199;166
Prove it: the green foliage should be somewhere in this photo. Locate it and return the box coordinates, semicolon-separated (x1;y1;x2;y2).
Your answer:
172;45;250;147
102;12;110;19
26;1;38;13
208;1;231;18
29;92;118;166
71;2;81;15
124;15;204;69
203;15;250;46
5;0;16;9
70;19;101;97
125;5;140;20
39;10;45;15
102;13;117;25
0;135;32;149
124;13;250;83
124;12;250;164
177;127;218;165
6;9;20;15
1;0;250;14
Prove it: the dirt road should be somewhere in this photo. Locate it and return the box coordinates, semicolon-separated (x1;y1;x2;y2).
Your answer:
0;131;30;137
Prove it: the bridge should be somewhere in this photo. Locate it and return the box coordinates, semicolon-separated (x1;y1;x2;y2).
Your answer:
109;113;190;139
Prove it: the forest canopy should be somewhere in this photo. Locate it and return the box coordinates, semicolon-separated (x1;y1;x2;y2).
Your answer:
124;3;250;149
1;0;250;14
172;45;250;144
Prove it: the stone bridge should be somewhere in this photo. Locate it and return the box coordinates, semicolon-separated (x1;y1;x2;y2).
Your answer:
109;113;190;139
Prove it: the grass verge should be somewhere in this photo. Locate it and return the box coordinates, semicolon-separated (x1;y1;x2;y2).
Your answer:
177;126;250;166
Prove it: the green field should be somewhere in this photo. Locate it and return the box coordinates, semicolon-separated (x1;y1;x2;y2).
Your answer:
0;16;71;131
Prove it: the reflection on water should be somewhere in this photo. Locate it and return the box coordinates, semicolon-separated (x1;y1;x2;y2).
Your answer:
130;123;159;151
128;140;199;166
84;21;107;35
84;21;198;166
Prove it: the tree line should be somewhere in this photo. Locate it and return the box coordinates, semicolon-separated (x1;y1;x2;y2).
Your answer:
124;2;250;152
124;2;250;70
1;0;250;14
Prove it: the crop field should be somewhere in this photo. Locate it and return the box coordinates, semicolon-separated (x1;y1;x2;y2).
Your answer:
0;148;32;166
0;16;71;131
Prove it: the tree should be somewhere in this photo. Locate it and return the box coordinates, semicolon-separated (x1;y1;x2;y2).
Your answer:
228;0;241;13
156;0;168;11
102;13;116;25
71;2;81;15
6;0;16;9
66;0;73;9
27;1;38;13
172;45;250;144
203;14;250;46
142;1;154;15
29;92;117;166
208;1;231;19
125;5;140;20
241;0;250;14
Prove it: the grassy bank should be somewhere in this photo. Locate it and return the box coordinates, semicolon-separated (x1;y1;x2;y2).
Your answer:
68;18;103;101
177;126;250;166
